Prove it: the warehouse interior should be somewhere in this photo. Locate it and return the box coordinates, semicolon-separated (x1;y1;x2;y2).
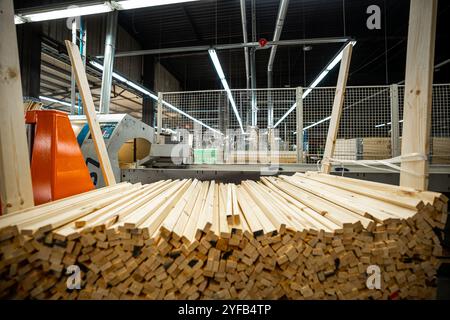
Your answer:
0;0;449;300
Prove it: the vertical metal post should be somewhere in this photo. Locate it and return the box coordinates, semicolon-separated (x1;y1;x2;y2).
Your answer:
390;84;400;157
70;19;77;114
296;87;304;163
157;92;163;139
99;11;118;114
250;0;257;128
250;48;257;127
78;17;87;114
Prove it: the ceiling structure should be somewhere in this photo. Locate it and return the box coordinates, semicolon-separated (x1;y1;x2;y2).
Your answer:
14;0;450;93
115;0;450;90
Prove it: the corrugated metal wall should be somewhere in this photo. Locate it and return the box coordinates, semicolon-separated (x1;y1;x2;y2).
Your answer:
41;15;142;83
154;62;181;92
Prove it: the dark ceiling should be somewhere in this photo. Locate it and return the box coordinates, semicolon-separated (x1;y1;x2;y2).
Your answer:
14;0;450;91
117;0;450;90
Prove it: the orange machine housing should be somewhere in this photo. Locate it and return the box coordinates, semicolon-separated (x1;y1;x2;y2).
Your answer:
26;110;94;205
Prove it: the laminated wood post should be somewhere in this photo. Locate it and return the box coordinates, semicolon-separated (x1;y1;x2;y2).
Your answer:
400;0;437;191
321;43;353;173
0;0;35;213
65;40;116;186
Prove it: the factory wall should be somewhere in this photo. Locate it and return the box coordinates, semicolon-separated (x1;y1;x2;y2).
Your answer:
41;15;142;83
154;62;181;93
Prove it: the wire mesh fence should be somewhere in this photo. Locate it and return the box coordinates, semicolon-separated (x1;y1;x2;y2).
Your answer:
160;84;450;164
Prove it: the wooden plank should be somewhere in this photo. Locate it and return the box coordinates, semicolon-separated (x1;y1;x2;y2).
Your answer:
0;0;34;213
65;40;116;186
399;0;437;190
320;42;353;173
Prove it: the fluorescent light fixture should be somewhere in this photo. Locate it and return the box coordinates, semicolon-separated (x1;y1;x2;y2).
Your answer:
14;15;26;24
274;41;356;128
15;1;202;24
89;60;221;135
375;119;403;128
39;95;72;107
208;49;244;133
115;0;200;10
16;3;112;23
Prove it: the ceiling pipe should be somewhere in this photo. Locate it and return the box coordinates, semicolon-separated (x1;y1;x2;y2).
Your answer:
267;0;290;88
240;0;250;89
267;0;290;127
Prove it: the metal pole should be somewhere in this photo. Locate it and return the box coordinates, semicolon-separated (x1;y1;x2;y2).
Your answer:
240;0;250;89
70;19;77;114
390;84;400;157
296;87;304;163
250;0;257;128
78;17;87;114
157;92;163;139
99;11;118;114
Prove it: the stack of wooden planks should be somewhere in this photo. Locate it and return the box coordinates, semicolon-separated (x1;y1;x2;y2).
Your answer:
0;173;447;300
431;137;450;164
362;138;391;160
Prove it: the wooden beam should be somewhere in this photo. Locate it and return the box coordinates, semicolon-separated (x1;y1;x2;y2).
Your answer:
400;0;438;190
320;43;353;173
65;40;116;186
0;0;34;213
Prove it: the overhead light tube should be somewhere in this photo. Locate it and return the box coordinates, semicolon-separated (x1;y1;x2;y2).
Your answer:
208;49;244;133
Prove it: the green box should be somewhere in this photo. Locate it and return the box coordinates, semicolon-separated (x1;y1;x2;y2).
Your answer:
203;148;217;164
194;149;204;164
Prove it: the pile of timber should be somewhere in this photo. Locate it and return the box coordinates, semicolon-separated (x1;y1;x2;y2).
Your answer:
0;172;447;300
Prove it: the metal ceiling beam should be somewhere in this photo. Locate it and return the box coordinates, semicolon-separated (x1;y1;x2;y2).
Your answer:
100;37;352;58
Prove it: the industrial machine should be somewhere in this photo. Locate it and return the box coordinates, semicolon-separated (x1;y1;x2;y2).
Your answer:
70;113;155;187
69;113;192;187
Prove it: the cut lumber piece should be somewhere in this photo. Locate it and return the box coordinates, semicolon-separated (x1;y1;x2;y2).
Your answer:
260;178;339;232
137;180;192;233
172;182;202;240
0;0;34;213
160;180;199;239
65;40;116;186
196;181;215;235
304;172;424;210
238;187;277;236
0;182;131;229
283;175;403;224
182;182;209;243
218;184;230;238
236;186;265;237
321;42;353;174
19;184;138;235
400;0;437;190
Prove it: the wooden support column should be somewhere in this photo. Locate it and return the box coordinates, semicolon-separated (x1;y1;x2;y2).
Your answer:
320;43;353;173
0;0;35;213
400;0;438;191
65;41;116;186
